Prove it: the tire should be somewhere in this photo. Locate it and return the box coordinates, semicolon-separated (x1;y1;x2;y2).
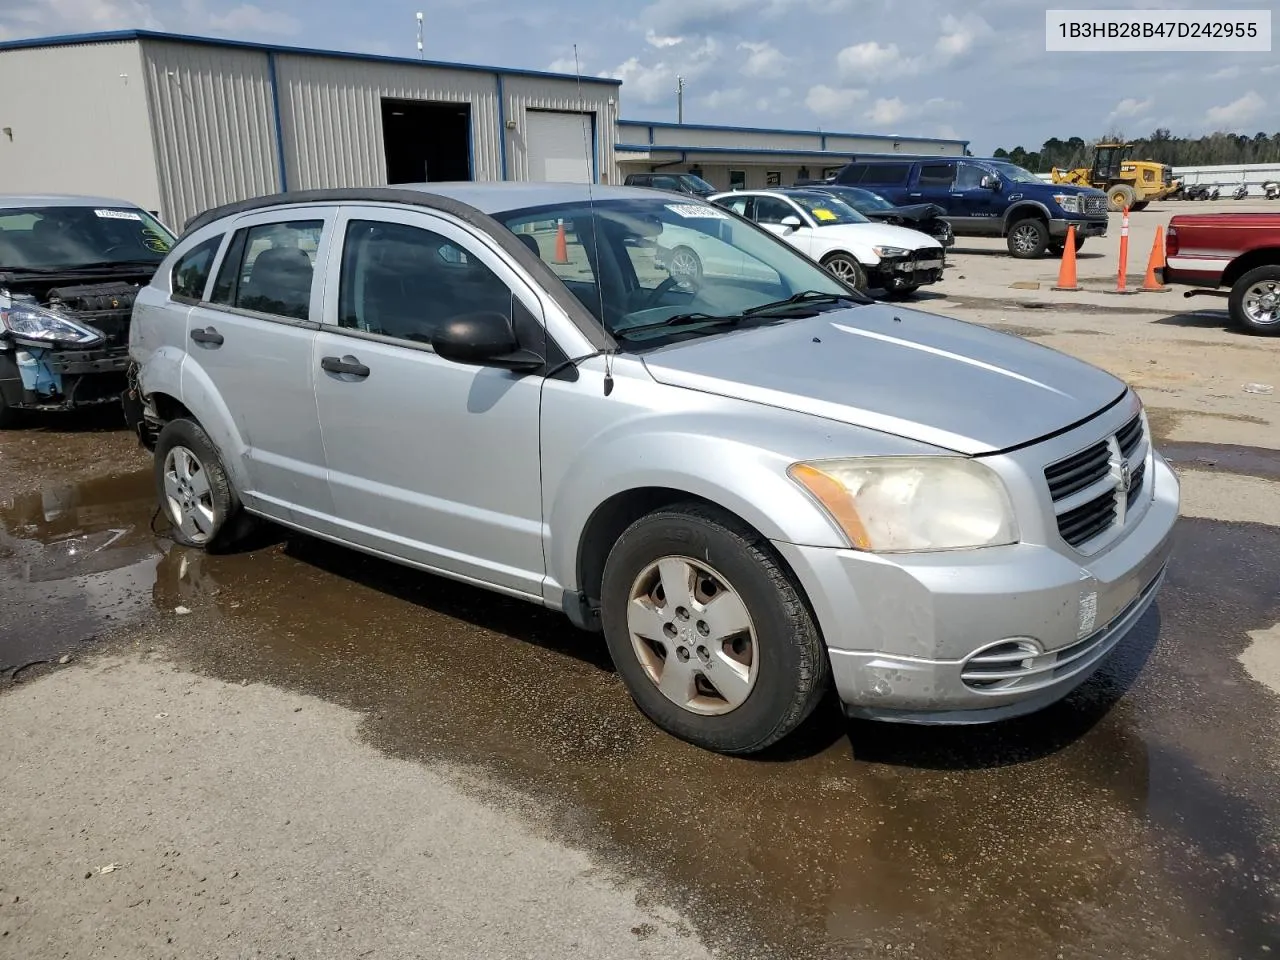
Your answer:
1130;200;1150;212
599;502;830;755
666;245;703;285
153;418;256;551
1228;265;1280;335
821;252;868;291
1107;184;1137;212
1006;218;1049;259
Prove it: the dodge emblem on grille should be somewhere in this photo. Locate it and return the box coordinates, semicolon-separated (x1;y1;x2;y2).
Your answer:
1118;460;1132;493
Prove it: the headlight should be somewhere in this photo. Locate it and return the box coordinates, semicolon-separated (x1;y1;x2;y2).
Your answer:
0;301;104;347
788;456;1019;553
1053;194;1082;214
872;245;910;258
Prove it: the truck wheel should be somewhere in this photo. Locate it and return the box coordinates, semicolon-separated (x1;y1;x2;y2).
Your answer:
599;502;830;755
1107;184;1137;211
154;418;257;551
1007;218;1049;258
1229;265;1280;335
821;252;868;291
1130;200;1150;212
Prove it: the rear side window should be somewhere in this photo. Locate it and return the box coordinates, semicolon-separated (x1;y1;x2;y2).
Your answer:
917;163;955;188
858;165;910;185
170;235;224;302
210;220;323;321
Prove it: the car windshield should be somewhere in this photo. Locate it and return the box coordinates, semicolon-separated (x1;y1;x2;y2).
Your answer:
986;161;1042;184
494;195;860;345
0;205;176;272
678;174;718;196
785;192;870;225
826;187;895;212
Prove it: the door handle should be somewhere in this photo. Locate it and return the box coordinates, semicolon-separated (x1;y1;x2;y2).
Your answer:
320;355;370;379
190;326;223;346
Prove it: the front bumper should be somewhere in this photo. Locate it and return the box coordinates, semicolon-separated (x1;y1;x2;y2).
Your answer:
870;254;945;289
1050;217;1108;239
772;454;1179;724
0;343;129;411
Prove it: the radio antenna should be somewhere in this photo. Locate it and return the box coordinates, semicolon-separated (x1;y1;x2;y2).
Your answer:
573;43;614;396
415;11;424;59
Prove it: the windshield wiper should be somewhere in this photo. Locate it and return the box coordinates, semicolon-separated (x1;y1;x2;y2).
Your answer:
71;260;161;270
742;290;864;316
614;312;746;338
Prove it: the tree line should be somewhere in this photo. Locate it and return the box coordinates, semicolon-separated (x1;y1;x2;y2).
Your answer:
991;129;1280;171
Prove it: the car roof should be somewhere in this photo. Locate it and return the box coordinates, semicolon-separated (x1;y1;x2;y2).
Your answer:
0;193;145;210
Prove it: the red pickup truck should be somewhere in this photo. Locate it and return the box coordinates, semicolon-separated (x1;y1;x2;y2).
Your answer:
1165;212;1280;335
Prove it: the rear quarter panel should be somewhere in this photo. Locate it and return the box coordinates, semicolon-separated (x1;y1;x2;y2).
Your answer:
1166;213;1280;287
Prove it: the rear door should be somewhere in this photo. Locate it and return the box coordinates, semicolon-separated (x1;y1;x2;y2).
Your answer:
910;160;956;209
856;163;913;205
187;207;336;527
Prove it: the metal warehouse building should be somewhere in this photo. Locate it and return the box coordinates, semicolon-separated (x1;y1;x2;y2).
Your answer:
0;30;621;229
0;29;968;231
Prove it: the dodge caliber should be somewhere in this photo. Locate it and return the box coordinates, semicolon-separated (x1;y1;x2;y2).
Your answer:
126;183;1179;755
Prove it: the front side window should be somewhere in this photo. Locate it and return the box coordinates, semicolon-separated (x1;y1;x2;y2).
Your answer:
210;220;323;321
786;192;869;226
0;205;176;272
171;235;224;302
752;197;799;226
986;161;1041;184
955;162;991;190
338;219;513;342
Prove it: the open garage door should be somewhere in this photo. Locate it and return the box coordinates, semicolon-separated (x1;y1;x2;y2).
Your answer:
525;110;595;183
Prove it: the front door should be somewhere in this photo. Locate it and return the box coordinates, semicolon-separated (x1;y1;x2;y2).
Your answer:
310;207;545;597
187;208;336;527
949;161;1005;234
750;195;814;256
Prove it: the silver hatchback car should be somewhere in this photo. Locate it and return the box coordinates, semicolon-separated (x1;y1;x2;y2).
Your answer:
127;183;1179;755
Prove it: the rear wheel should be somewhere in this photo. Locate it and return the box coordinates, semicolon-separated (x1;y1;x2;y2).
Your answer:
1229;265;1280;335
1107;184;1137;212
599;503;830;755
666;245;703;285
1007;218;1049;258
154;418;257;551
821;252;868;291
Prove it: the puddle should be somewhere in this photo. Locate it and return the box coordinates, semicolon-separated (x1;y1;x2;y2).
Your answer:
3;472;1280;958
1159;441;1280;482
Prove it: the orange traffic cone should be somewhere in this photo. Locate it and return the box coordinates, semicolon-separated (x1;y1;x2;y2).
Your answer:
1140;226;1170;292
1052;224;1080;291
554;220;569;264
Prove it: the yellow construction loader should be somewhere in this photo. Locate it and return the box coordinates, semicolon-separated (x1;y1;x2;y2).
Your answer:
1051;142;1181;211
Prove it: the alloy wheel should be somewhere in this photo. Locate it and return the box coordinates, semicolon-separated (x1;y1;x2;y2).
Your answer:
162;445;216;544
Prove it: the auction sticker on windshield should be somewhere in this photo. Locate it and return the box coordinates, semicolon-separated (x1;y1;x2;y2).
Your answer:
813;208;838;221
666;204;730;219
94;209;143;221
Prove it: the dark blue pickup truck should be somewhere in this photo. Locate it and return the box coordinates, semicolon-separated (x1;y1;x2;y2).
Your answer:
823;156;1111;259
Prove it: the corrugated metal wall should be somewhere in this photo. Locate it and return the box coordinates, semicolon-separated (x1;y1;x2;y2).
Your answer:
825;135;965;157
273;54;502;189
141;40;281;230
0;41;162;215
502;75;618;183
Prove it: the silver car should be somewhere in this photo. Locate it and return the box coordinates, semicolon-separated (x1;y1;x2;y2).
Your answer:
127;183;1179;755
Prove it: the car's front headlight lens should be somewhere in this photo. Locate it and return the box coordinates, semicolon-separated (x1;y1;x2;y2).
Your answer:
872;245;911;258
0;302;104;346
1053;194;1081;214
788;456;1019;552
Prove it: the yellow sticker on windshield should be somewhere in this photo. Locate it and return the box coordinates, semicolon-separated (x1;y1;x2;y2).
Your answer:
813;208;837;221
142;227;173;253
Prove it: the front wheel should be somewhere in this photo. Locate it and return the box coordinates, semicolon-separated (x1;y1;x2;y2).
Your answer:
821;252;868;291
154;418;257;551
1229;266;1280;335
1007;218;1049;258
599;503;830;755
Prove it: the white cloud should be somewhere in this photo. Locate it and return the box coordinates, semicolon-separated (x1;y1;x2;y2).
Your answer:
602;38;721;105
935;12;993;61
1206;91;1266;128
865;97;908;125
1208;65;1242;81
645;30;684;48
936;123;960;140
864;95;960;127
548;57;582;74
700;87;747;109
754;85;792;113
836;41;920;81
805;84;867;117
738;40;788;78
1109;97;1154;120
205;3;299;35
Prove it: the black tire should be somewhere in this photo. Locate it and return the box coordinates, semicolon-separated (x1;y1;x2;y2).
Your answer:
821;252;868;291
667;245;703;285
1107;184;1137;212
1006;218;1049;258
1130;200;1150;212
153;418;256;551
1228;265;1280;336
599;502;830;755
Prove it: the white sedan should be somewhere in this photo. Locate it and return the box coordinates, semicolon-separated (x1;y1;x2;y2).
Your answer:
708;188;945;297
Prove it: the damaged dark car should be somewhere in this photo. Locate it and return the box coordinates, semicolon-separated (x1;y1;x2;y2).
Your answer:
0;195;176;427
794;184;955;249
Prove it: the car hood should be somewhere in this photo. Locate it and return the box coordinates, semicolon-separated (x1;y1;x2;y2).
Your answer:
864;203;946;222
817;221;942;252
640;305;1127;455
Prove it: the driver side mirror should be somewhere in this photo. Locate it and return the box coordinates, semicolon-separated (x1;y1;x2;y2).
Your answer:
780;215;803;231
980;175;1000;191
430;311;543;372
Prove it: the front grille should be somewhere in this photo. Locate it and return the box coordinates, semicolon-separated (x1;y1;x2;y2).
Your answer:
1083;196;1108;217
1044;412;1149;551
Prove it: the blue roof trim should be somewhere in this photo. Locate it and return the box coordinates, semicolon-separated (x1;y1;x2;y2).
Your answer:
618;118;968;147
0;29;624;85
616;143;861;159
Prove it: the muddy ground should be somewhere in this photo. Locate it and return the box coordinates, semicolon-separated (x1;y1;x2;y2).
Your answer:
2;236;1279;959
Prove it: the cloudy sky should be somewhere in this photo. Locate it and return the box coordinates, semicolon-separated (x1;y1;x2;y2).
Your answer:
1;0;1276;152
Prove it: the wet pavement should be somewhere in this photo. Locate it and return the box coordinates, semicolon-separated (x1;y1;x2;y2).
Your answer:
2;451;1278;958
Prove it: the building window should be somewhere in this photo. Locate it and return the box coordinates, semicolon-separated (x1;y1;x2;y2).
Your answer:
729;170;746;191
765;171;781;187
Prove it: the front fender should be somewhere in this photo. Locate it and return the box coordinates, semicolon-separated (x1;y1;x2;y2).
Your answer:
1002;200;1054;230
